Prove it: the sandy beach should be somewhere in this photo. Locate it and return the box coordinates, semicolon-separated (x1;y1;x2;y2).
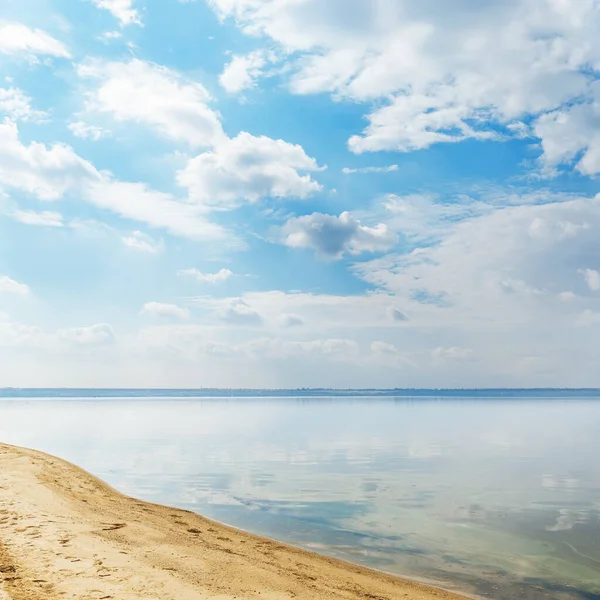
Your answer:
0;442;469;600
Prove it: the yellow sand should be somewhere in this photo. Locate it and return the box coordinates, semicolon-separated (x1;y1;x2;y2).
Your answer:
0;442;469;600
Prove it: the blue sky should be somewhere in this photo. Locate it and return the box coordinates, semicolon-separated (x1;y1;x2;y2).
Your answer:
0;0;599;387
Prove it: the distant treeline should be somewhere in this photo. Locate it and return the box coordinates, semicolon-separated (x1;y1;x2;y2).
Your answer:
0;388;599;398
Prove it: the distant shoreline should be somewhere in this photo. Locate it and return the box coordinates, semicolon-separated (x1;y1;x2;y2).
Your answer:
0;387;599;398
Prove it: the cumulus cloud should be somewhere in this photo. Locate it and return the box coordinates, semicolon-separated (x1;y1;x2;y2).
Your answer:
219;50;269;93
208;0;600;173
279;211;397;259
217;299;262;325
121;231;163;253
140;302;190;320
78;59;225;148
0;121;232;243
0;22;70;59
179;268;233;283
0;120;100;200
90;0;141;25
68;121;111;141
534;83;600;176
0;276;30;295
177;132;323;207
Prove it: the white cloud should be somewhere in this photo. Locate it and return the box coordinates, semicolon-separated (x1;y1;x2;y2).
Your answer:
0;121;232;243
177;132;323;207
370;341;399;355
121;230;163;253
0;321;115;355
0;120;100;201
193;290;410;331
220;50;268;93
534;83;600;176
68;121;111;141
179;267;233;283
0;88;46;121
342;165;398;174
580;268;600;292
0;276;30;295
0;22;70;59
355;194;600;331
90;0;141;25
11;209;63;227
280;211;397;259
218;299;262;324
239;338;359;361
83;180;229;241
57;323;116;347
208;0;600;169
140;302;190;320
278;313;304;327
78;59;225;148
432;347;474;361
97;30;122;43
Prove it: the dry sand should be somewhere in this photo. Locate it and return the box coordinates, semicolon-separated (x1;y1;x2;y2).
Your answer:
0;442;469;600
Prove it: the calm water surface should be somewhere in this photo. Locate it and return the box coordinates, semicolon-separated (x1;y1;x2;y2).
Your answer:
1;396;599;600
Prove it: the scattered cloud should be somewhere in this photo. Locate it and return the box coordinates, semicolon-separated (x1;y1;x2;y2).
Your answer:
0;276;30;295
0;120;100;201
177;132;323;207
11;209;63;227
68;121;111;141
432;347;474;361
78;59;225;148
121;230;163;253
355;194;600;330
0;21;70;59
279;211;397;259
90;0;141;25
83;180;229;241
217;299;262;324
179;268;233;284
342;165;398;174
534;83;600;176
220;50;269;93
208;0;600;172
140;302;190;320
0;88;47;121
97;30;122;43
0;121;235;243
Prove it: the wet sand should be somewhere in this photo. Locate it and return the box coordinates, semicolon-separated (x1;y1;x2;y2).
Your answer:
0;442;470;600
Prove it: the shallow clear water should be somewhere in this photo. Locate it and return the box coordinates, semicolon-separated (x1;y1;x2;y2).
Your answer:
1;396;599;600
